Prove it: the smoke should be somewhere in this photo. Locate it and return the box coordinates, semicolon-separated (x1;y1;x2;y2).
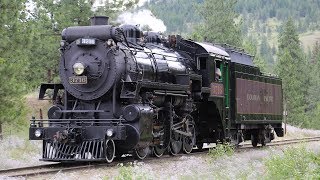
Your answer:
117;9;167;32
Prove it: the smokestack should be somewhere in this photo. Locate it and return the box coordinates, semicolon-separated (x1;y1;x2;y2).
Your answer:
90;16;109;25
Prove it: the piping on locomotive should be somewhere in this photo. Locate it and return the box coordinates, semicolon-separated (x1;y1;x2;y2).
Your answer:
29;16;284;162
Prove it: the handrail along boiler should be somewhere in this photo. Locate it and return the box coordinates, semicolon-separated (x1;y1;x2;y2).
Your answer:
29;16;284;162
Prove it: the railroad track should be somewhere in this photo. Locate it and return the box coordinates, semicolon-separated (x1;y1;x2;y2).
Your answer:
0;163;95;178
1;136;320;178
239;136;320;149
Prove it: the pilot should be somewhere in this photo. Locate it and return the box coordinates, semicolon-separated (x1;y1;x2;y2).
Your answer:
216;67;222;81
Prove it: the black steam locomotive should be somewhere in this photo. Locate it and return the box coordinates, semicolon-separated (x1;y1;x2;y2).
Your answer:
29;16;284;162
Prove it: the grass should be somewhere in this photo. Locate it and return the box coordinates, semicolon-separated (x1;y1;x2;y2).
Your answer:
9;140;39;160
208;142;235;160
113;165;135;180
2;92;51;138
264;146;320;179
0;135;42;169
105;163;149;180
3;120;29;137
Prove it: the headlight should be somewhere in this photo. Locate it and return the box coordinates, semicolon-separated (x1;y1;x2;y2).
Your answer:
35;129;42;138
73;62;85;75
106;129;113;137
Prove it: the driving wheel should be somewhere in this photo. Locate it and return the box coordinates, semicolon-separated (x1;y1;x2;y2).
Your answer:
153;145;166;157
183;120;195;154
169;131;182;155
105;139;115;163
134;147;149;160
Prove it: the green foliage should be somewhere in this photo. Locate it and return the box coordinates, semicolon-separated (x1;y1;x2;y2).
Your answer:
260;35;274;66
236;0;320;33
146;0;201;34
242;38;267;72
115;166;134;180
148;0;320;35
303;41;320;129
265;146;320;179
0;0;29;124
196;0;242;46
112;164;148;180
276;19;310;126
208;143;235;160
0;0;139;130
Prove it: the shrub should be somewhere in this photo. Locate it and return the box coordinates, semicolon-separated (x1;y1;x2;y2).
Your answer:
265;146;320;179
111;163;149;180
114;166;134;180
208;142;235;160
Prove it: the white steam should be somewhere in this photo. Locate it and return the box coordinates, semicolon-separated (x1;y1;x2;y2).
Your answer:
117;9;167;32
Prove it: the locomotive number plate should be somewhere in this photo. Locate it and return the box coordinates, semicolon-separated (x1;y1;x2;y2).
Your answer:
69;76;87;84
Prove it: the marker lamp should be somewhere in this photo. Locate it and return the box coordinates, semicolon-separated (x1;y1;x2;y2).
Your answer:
106;129;113;137
35;129;42;138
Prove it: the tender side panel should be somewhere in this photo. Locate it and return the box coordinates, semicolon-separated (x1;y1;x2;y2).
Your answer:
233;72;283;123
236;78;282;115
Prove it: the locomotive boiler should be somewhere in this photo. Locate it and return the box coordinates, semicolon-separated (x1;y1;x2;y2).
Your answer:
29;16;284;163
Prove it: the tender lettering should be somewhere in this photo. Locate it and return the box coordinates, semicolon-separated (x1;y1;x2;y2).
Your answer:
264;96;274;103
247;94;260;101
246;94;274;103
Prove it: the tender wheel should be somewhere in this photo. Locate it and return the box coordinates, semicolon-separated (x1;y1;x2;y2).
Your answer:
251;134;258;147
261;133;267;146
261;129;268;146
105;139;115;163
153;145;166;158
183;120;195;154
196;143;203;150
169;132;182;155
134;147;149;160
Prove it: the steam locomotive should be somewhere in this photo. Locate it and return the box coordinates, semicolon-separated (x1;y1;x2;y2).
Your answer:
29;16;284;162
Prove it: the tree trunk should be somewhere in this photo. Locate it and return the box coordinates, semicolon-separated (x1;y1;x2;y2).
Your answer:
47;69;52;83
0;123;2;140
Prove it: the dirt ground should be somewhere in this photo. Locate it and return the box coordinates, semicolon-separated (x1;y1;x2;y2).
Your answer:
1;124;319;180
25;141;320;180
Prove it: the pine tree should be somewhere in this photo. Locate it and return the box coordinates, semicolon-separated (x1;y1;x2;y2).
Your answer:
243;38;267;72
260;35;274;65
195;0;242;46
0;0;29;138
276;19;309;126
304;42;320;128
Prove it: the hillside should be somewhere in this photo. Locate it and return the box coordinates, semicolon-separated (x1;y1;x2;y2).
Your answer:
300;31;320;52
146;0;320;35
144;0;320;67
